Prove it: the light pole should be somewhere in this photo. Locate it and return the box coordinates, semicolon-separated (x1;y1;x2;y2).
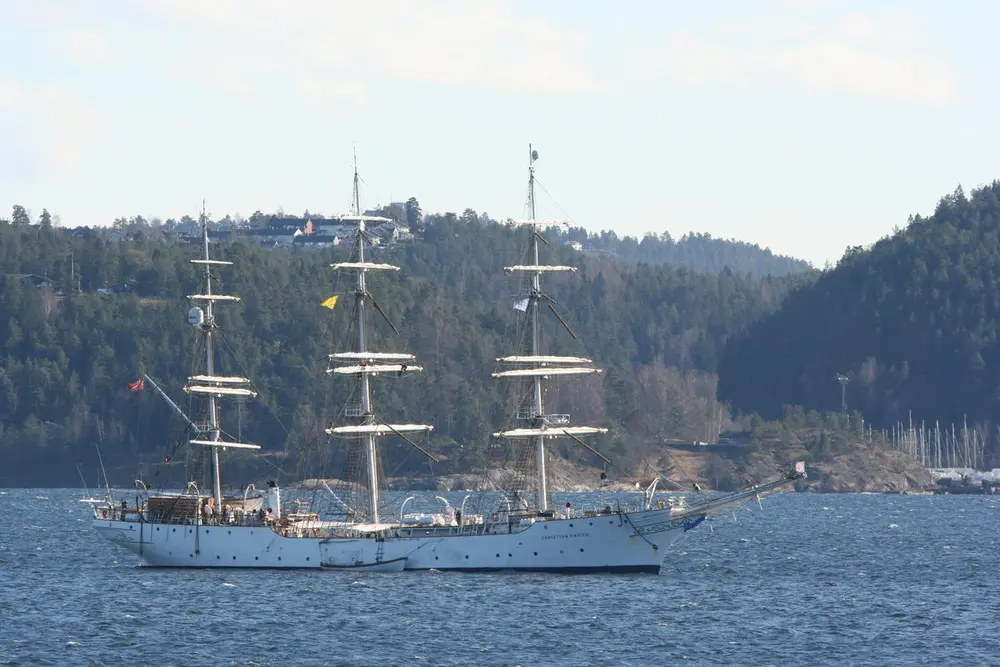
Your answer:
836;374;850;414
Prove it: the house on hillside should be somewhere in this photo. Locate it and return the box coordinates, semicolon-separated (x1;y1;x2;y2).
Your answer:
314;221;356;238
65;227;95;239
9;273;52;288
106;229;131;244
252;228;299;247
265;215;311;231
371;221;412;245
237;213;412;248
249;215;350;247
292;234;342;249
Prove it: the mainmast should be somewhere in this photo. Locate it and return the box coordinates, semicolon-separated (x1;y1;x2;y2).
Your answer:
184;205;260;510
352;155;379;520
325;154;433;525
527;145;548;510
493;145;608;512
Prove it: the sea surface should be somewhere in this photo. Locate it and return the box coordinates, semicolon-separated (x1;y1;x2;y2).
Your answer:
0;488;998;666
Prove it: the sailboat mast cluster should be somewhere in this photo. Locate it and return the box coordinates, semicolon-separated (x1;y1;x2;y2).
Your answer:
493;145;608;512
90;145;804;574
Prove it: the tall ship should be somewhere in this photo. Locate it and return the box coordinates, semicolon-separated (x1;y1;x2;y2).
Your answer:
92;151;804;572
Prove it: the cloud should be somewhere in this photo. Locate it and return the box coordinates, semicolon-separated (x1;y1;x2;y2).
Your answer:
640;11;958;105
62;29;115;64
0;80;104;178
143;0;602;104
5;0;77;22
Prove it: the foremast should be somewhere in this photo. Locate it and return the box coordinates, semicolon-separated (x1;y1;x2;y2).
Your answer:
493;145;608;512
183;208;260;511
325;155;433;525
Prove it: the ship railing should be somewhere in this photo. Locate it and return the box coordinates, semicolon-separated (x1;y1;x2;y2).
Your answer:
123;508;280;528
541;413;571;426
516;407;539;420
93;506;143;522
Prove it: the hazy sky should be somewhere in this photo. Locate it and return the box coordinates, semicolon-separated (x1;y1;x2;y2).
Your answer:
2;0;997;266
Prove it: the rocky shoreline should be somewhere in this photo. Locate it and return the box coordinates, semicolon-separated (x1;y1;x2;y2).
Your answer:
295;441;935;494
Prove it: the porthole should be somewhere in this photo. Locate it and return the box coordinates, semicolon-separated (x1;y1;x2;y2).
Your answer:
569;523;573;528
465;555;469;559
580;548;584;553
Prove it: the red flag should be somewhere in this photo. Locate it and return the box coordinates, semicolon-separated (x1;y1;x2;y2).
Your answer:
128;377;145;393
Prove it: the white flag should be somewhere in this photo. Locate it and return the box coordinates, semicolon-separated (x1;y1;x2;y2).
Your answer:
513;298;529;312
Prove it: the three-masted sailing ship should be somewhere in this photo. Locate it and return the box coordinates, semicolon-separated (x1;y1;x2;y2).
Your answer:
92;150;804;572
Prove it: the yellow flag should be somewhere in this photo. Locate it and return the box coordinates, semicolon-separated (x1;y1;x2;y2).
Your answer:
320;295;339;310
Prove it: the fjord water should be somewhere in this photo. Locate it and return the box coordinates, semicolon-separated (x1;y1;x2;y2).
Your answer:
1;490;997;666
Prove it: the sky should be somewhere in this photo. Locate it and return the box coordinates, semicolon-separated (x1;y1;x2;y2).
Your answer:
2;0;999;267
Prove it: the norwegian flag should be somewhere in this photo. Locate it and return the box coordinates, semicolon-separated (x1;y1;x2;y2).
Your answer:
128;377;145;393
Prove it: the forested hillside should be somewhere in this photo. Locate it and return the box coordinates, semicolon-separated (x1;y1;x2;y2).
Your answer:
565;228;813;276
719;183;1000;443
0;208;809;485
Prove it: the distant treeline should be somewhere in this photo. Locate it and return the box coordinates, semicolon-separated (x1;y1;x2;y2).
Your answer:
0;205;808;486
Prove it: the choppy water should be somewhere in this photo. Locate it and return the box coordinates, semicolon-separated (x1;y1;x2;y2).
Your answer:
1;489;998;666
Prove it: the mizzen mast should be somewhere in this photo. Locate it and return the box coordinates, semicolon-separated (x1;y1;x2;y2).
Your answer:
493;145;607;512
184;204;260;511
325;154;433;524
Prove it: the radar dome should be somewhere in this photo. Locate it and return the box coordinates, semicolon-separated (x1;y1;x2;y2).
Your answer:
187;306;205;327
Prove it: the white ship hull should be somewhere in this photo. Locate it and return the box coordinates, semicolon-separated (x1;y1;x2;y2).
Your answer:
94;507;701;573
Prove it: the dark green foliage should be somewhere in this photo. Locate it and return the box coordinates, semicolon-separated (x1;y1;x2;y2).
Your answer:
719;181;1000;430
563;228;814;276
0;213;802;486
11;205;30;227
